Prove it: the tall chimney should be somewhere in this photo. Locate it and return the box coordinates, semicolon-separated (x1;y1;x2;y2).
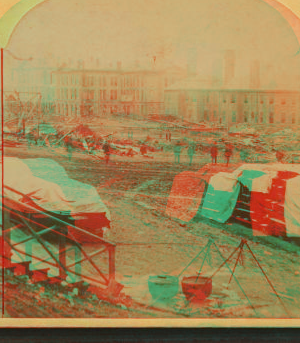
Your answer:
117;61;122;70
223;50;235;86
96;59;100;68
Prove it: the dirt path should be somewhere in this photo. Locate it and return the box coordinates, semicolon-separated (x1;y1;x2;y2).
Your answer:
4;145;300;318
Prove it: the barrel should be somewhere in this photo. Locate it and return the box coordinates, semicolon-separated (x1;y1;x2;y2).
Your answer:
181;275;212;302
148;275;179;300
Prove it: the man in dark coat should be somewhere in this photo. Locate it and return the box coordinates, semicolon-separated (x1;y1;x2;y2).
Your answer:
64;136;73;161
102;140;110;164
210;142;218;164
173;141;182;163
187;143;195;166
166;129;171;141
224;144;233;166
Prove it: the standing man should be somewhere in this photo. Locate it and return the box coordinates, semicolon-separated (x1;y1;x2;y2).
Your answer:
173;141;182;164
128;128;133;139
102;140;110;164
140;143;147;156
187;143;195;166
65;136;73;162
210;142;218;164
224;144;233;167
166;129;171;142
26;132;35;149
276;150;285;163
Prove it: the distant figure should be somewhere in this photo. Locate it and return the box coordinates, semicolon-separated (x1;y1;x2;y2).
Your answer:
173;141;182;163
210;142;218;164
224;144;233;167
276;151;285;163
64;136;73;162
140;144;147;156
166;129;171;141
128;128;133;139
187;143;195;166
102;141;110;164
127;148;135;157
26;133;35;149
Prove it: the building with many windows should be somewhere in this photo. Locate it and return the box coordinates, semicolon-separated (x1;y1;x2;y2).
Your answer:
164;77;300;126
51;63;186;118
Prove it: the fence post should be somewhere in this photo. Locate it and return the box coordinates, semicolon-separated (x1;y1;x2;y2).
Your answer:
108;245;115;281
3;209;12;267
74;244;81;281
58;227;67;280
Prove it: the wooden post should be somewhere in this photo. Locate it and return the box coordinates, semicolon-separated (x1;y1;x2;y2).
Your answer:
22;118;26;136
108;246;115;281
24;214;33;264
74;244;81;281
3;210;12;267
58;227;67;280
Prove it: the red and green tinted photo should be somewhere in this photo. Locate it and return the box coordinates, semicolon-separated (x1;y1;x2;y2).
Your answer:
1;0;300;323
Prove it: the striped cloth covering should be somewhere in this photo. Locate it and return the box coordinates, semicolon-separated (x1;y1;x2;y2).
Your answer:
166;162;300;237
236;164;300;237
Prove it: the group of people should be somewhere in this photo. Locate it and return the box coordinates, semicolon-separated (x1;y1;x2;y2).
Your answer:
173;141;234;166
210;142;233;166
173;142;196;165
165;129;172;142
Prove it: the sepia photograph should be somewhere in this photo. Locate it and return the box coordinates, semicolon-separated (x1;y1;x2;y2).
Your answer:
1;0;300;327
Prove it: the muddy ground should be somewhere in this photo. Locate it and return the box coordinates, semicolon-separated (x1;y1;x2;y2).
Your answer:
3;143;300;318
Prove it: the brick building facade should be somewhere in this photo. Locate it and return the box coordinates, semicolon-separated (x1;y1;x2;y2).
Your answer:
52;65;186;118
164;81;300;125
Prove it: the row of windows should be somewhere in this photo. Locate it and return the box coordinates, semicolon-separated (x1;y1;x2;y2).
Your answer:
181;93;299;105
57;103;147;115
243;111;296;124
191;96;291;105
198;109;298;124
57;88;79;100
82;90;95;100
55;73;175;88
70;74;148;88
57;74;80;86
124;75;144;87
55;73;182;90
97;90;143;101
56;88;145;101
56;103;80;114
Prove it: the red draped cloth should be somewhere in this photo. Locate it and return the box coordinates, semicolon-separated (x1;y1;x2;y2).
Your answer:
250;171;299;236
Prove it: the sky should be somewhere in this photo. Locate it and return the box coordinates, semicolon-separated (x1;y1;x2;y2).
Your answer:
1;0;300;88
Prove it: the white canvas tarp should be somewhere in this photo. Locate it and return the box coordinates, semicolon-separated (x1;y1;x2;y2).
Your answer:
1;157;110;221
